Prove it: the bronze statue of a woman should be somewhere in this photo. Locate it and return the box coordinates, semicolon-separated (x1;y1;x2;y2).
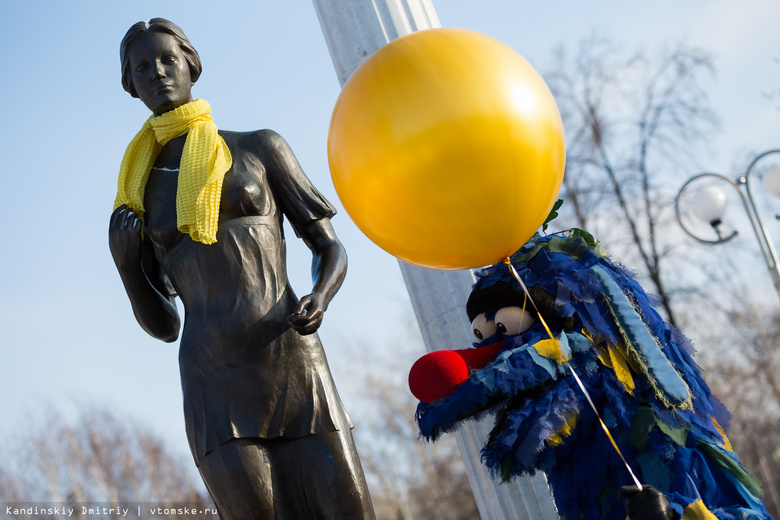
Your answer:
109;18;375;519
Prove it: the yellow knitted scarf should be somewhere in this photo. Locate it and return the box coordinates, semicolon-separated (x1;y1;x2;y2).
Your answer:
113;98;232;245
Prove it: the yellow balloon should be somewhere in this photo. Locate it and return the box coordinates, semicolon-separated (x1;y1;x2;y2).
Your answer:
328;28;565;270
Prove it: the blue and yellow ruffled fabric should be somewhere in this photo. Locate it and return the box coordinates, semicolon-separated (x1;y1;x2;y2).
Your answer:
415;231;771;520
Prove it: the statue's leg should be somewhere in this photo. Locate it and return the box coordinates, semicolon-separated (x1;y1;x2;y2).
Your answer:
197;438;275;520
267;429;376;520
197;431;375;520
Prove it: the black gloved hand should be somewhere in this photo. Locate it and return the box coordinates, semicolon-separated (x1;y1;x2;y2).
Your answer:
620;485;678;520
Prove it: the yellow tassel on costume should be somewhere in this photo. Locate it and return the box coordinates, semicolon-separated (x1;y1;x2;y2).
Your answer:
595;343;635;394
548;412;578;446
710;416;734;452
681;500;718;520
534;338;571;363
114;99;232;245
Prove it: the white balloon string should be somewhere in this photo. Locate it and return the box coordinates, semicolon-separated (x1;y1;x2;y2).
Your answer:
503;257;643;489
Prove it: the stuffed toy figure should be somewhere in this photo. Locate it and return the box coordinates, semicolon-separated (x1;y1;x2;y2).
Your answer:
408;230;771;520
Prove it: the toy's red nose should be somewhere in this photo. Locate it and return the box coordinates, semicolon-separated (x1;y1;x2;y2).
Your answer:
408;350;470;404
408;341;504;403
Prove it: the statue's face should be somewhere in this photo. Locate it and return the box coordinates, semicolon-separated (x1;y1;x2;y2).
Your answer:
128;32;193;115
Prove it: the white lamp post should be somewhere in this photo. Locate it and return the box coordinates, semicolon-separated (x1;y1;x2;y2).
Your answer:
690;185;728;237
675;149;780;300
763;164;780;197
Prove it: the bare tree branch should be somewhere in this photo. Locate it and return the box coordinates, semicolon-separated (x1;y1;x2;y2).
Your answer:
545;36;719;327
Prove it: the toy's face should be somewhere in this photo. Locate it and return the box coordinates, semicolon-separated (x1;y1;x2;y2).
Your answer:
408;279;575;406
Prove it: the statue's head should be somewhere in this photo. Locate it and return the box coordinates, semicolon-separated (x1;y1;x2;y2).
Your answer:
120;18;202;106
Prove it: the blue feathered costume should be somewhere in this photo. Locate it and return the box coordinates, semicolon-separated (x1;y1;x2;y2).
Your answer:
412;231;771;520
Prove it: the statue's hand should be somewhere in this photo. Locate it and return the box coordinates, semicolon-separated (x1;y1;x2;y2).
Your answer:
109;205;143;269
621;485;678;520
288;292;326;335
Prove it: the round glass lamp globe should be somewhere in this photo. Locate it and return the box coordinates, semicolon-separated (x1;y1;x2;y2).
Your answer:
691;185;727;224
763;163;780;197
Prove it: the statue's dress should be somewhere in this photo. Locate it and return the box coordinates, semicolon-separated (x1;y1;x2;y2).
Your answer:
141;129;352;463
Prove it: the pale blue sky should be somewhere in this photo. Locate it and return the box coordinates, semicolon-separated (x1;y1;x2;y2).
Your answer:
0;0;778;469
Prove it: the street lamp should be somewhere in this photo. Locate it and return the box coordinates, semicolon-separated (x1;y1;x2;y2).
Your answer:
675;149;780;300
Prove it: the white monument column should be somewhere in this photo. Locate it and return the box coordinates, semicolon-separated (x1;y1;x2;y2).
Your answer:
312;1;559;519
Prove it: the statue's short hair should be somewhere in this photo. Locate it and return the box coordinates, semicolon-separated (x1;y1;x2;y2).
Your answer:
120;18;202;98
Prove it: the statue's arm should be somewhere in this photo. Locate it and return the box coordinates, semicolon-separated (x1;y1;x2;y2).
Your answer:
253;129;347;335
289;217;348;335
109;205;181;342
